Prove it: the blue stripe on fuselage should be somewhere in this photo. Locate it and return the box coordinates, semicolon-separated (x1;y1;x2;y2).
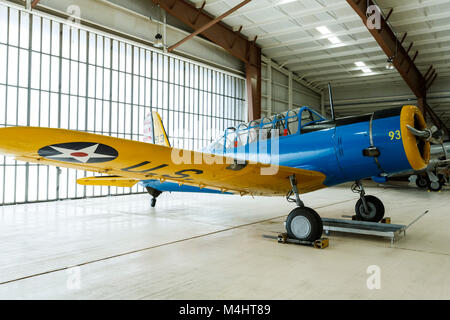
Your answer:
140;180;232;194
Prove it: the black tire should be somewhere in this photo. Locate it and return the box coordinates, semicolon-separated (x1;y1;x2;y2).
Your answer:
151;198;157;207
415;176;429;190
429;180;443;192
286;207;323;241
355;195;385;222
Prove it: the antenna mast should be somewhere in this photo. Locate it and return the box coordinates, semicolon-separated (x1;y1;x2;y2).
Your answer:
328;82;336;121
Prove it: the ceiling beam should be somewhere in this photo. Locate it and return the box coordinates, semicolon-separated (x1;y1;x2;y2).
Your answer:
347;0;425;97
153;0;261;120
168;0;251;53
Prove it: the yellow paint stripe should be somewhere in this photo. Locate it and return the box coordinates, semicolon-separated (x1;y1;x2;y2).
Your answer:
77;176;139;188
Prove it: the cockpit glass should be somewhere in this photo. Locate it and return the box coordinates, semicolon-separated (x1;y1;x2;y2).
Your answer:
205;107;325;153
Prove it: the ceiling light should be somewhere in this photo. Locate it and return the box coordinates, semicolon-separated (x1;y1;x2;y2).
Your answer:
154;33;164;48
316;26;331;35
362;68;372;73
328;36;341;44
386;57;395;70
277;0;297;5
355;61;366;67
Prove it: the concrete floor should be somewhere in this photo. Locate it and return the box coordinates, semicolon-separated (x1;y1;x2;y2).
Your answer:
0;184;449;299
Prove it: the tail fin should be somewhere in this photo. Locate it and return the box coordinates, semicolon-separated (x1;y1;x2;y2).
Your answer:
143;111;171;147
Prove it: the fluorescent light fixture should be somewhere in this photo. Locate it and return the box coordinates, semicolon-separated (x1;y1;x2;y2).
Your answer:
328;36;341;44
355;61;366;67
316;26;331;35
362;68;372;73
277;0;297;5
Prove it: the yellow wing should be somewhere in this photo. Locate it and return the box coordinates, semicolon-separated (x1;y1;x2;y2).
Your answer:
0;127;326;196
77;176;140;188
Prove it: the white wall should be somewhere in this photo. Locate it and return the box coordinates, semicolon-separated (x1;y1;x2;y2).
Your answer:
261;56;321;118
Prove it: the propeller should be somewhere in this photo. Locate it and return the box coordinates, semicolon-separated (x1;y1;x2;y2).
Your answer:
407;125;444;145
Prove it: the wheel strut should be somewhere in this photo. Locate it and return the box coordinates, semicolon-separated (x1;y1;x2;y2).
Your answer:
146;187;162;208
352;180;370;213
288;175;304;207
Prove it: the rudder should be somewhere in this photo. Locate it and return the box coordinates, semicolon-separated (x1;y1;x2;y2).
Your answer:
143;111;171;147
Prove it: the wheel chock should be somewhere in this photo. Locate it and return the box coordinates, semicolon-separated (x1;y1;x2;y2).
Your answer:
277;233;288;244
381;217;391;224
314;238;329;249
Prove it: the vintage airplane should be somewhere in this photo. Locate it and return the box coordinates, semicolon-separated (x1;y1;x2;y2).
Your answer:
387;142;450;192
412;142;450;191
0;100;439;242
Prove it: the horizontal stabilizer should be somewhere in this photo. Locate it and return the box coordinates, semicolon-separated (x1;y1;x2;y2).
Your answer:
77;176;140;188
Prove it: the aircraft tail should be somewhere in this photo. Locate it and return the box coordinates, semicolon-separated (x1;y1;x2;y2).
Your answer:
143;111;171;147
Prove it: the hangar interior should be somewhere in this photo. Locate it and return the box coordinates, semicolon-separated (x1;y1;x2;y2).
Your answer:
0;0;449;299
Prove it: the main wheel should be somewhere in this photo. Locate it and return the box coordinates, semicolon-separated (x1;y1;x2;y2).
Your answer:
286;207;323;241
415;176;429;190
151;198;157;207
355;195;385;222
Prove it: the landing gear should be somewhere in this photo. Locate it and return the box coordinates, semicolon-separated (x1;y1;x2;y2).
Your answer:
427;171;444;192
352;181;385;222
415;175;429;190
146;187;162;208
415;172;445;192
286;207;323;242
285;175;323;241
429;180;443;192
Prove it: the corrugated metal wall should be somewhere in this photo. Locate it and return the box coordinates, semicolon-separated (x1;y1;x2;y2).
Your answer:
261;58;321;118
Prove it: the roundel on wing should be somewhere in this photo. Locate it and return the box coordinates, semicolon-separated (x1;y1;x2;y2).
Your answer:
38;142;118;164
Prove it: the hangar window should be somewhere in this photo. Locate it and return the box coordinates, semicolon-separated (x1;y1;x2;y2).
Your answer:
0;2;246;205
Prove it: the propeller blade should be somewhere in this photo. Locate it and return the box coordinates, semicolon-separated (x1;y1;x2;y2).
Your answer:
406;125;431;139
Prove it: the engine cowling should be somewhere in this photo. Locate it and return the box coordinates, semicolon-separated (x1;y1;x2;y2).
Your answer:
399;105;430;170
333;105;430;183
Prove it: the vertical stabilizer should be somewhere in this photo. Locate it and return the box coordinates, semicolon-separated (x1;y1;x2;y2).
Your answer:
143;111;171;147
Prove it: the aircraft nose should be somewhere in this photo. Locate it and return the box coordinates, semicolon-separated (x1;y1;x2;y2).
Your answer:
400;105;431;171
